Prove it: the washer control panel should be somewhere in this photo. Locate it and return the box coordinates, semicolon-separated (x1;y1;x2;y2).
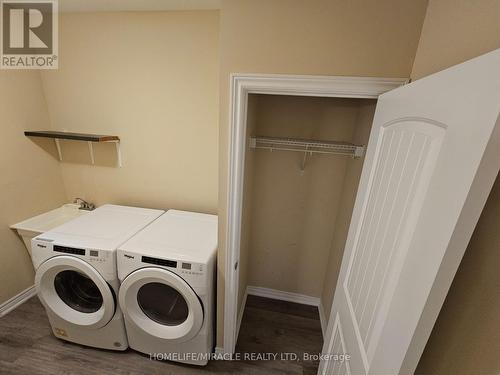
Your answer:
180;262;204;276
87;249;108;263
53;245;85;256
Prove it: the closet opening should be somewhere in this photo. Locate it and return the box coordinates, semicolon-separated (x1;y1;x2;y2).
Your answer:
234;93;377;370
223;74;406;365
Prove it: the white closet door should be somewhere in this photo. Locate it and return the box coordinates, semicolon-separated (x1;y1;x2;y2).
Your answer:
320;49;500;375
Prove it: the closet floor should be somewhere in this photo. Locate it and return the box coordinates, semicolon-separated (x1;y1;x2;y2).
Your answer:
0;295;323;375
236;295;324;374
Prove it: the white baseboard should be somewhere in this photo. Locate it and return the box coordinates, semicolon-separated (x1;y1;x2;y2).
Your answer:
246;285;327;335
0;285;36;317
247;285;321;306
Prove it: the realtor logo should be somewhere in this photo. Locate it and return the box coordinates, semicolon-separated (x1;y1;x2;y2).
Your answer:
1;0;58;69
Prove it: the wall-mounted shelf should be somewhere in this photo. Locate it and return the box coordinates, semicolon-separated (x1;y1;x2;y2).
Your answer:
24;131;122;167
249;136;365;170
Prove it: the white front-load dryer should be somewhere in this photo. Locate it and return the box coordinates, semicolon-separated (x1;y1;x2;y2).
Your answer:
117;210;218;365
31;204;164;350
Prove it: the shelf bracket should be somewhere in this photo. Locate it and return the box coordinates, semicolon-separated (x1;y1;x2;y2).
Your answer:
249;137;256;149
301;146;311;172
87;141;95;165
115;141;122;168
54;139;63;161
354;145;365;158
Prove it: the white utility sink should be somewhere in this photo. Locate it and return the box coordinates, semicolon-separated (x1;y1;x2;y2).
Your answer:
10;203;89;256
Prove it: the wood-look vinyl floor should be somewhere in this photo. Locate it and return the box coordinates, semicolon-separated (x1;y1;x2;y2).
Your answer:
0;295;323;374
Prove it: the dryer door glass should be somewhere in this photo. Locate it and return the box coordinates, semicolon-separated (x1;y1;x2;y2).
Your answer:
119;267;204;341
54;270;103;313
137;282;189;326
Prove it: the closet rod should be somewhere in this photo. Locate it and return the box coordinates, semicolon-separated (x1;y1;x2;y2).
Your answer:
249;136;365;158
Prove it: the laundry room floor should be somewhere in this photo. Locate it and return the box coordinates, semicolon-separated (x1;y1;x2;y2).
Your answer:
0;295;323;374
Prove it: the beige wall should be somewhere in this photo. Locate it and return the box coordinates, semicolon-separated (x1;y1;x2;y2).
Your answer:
40;11;220;213
217;0;428;347
0;71;67;304
412;0;500;373
411;0;500;79
321;102;376;319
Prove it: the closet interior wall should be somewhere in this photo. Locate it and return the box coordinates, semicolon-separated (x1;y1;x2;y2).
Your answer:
238;94;377;319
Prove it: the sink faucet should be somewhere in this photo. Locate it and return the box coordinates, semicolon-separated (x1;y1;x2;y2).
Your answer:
74;198;96;211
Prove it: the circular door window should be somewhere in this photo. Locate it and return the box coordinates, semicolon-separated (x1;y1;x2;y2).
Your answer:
137;282;189;326
119;267;204;343
35;255;116;329
54;270;103;313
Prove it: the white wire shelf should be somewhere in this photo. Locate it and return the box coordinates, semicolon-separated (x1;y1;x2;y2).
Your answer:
249;136;365;159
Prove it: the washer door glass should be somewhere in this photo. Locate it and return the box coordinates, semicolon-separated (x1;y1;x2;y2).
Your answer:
35;255;116;329
137;282;188;326
54;270;103;313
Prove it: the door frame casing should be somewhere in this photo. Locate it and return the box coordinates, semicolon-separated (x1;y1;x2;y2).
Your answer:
223;73;408;354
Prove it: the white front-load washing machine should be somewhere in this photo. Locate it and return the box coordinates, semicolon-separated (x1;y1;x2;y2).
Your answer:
117;209;218;366
31;204;164;350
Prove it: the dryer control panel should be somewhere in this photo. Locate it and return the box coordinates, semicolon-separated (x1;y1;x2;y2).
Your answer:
117;250;213;288
139;255;205;276
142;256;177;268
